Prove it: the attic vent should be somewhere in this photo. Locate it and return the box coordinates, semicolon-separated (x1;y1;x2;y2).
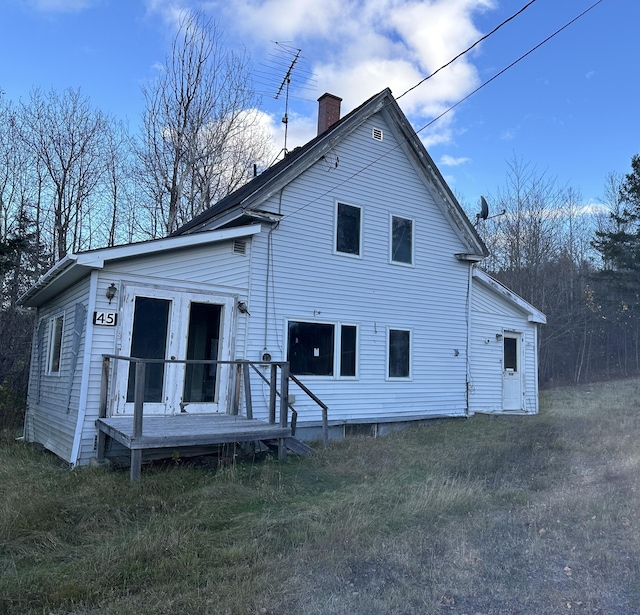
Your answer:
233;240;247;255
372;127;384;142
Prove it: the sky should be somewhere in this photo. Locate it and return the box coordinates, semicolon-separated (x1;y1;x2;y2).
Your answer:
0;0;637;216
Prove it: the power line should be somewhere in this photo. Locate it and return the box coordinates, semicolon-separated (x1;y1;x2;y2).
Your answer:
397;0;538;100
280;0;607;223
413;0;606;136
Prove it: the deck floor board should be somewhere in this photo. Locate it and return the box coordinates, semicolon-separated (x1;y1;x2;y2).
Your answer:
96;414;291;450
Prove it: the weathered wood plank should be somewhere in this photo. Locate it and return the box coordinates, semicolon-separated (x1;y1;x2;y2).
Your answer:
96;414;292;451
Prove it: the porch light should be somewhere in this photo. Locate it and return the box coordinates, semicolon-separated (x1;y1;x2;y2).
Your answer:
496;333;503;341
106;283;117;304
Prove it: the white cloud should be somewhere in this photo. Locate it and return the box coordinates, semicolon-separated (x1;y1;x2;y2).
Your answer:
440;155;471;167
207;0;496;144
145;0;497;153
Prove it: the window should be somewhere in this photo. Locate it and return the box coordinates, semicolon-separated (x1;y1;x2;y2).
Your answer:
388;328;411;379
287;321;358;377
335;202;361;256
340;325;357;377
504;336;518;372
47;314;65;374
391;215;413;265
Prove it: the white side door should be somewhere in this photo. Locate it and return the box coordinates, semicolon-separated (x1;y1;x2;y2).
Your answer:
502;332;523;411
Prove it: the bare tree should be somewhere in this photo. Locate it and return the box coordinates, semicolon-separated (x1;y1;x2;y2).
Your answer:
136;11;270;236
19;88;111;259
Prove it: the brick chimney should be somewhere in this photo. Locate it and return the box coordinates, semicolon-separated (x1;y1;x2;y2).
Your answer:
317;93;342;135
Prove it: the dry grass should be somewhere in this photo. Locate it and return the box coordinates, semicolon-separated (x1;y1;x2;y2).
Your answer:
2;379;640;614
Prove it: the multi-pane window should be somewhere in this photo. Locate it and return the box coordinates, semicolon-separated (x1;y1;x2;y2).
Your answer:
391;215;413;265
287;321;358;377
335;202;362;256
388;328;411;378
47;314;65;374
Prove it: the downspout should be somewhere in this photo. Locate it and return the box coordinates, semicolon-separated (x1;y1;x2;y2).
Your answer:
465;263;474;416
262;188;284;357
69;270;99;467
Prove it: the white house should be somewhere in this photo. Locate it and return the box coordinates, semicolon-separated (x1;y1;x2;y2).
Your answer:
21;88;546;469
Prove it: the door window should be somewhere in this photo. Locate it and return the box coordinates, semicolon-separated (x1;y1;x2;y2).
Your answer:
126;297;171;403
183;302;222;402
504;336;518;372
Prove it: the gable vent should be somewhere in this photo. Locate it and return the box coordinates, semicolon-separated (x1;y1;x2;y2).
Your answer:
233;240;247;255
372;127;384;141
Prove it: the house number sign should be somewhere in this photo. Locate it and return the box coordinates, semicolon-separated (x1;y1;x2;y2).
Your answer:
93;311;118;326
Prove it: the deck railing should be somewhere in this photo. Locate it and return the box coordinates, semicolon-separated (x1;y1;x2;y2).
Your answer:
98;355;329;458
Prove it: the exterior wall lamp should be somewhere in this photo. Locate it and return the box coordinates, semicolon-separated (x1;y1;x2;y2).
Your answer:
106;283;117;304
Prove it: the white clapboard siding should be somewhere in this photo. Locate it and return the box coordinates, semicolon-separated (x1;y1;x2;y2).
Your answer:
26;277;91;463
73;243;252;465
469;276;540;414
243;114;472;423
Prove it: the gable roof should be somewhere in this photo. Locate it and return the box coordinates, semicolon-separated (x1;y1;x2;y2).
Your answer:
173;88;488;260
473;268;546;324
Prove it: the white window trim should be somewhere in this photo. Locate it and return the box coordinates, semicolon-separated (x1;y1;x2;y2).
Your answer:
334;200;363;259
47;313;65;375
338;322;359;380
386;326;412;381
389;214;415;267
285;319;360;379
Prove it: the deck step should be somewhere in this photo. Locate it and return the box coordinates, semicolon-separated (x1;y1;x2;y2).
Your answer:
263;436;314;456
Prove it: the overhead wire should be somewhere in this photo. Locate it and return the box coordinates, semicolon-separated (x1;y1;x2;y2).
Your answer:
279;0;606;223
397;0;538;101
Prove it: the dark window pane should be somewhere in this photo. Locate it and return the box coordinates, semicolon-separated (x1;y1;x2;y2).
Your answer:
127;297;170;403
340;325;357;377
288;322;335;376
183;303;222;403
389;329;410;378
392;216;412;264
504;337;518;371
336;203;361;255
49;316;64;373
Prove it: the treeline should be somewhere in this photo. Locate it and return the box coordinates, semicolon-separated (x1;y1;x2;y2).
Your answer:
0;13;270;430
477;156;640;385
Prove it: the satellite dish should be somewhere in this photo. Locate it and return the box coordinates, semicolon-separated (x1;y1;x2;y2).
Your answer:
479;196;489;220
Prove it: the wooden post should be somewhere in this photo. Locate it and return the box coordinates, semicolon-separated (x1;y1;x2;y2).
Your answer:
130;360;145;482
278;363;290;461
322;406;329;450
232;363;242;415
97;356;110;460
99;356;110;419
242;362;253;419
268;364;277;424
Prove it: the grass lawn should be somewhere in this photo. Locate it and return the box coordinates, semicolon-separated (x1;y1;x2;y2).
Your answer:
2;379;640;614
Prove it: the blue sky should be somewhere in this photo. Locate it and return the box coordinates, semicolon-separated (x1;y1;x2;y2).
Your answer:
1;0;636;214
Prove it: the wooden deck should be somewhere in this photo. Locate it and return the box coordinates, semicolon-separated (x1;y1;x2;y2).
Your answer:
96;413;311;480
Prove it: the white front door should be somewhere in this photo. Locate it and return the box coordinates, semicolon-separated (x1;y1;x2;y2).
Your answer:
502;332;523;411
113;286;235;415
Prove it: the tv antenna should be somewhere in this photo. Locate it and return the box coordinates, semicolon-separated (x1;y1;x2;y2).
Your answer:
255;43;316;165
275;45;301;155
